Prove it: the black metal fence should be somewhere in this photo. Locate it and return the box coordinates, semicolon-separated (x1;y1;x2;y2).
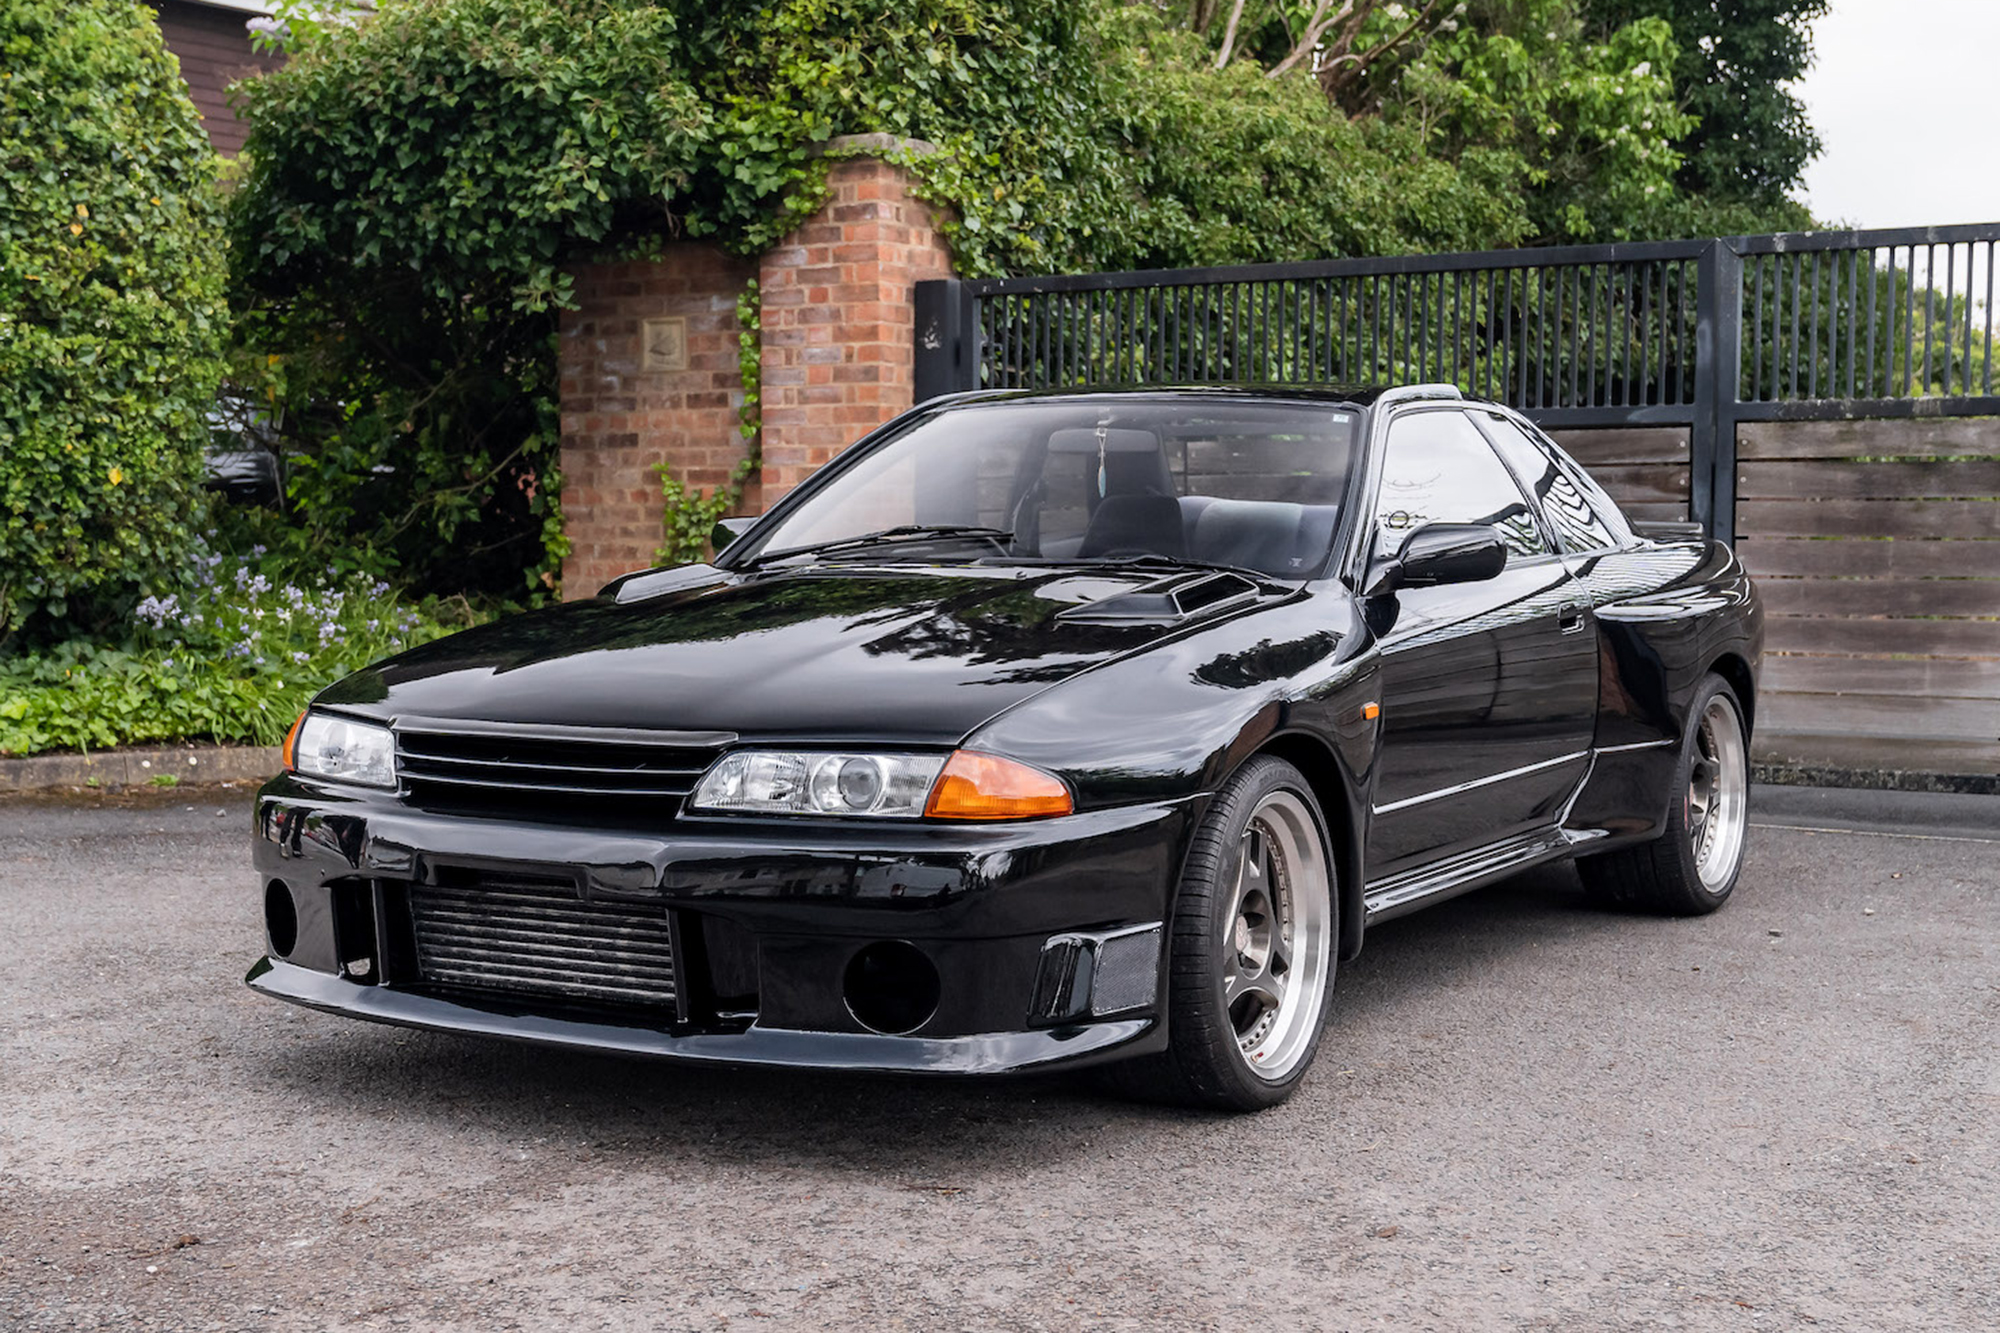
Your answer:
914;225;2000;543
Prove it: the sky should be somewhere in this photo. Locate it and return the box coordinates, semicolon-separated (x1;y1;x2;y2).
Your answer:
1797;0;2000;229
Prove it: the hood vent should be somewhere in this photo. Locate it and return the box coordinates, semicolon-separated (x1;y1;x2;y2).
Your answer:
1055;570;1261;625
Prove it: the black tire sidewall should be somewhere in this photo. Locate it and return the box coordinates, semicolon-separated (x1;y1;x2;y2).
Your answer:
1166;756;1338;1111
1665;675;1749;907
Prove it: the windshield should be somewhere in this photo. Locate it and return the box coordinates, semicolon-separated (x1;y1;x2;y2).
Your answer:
737;396;1362;578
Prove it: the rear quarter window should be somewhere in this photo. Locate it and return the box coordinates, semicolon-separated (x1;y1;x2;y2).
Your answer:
1478;413;1634;554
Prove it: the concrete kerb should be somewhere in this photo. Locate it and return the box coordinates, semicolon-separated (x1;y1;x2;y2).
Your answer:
0;745;282;793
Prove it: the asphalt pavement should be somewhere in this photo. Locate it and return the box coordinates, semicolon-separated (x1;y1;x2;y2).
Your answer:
2;784;1995;1331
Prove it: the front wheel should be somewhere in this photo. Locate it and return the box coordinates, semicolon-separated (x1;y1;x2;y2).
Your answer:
1579;674;1751;915
1106;756;1338;1111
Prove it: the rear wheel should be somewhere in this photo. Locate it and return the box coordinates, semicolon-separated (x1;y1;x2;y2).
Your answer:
1579;675;1750;915
1105;756;1337;1111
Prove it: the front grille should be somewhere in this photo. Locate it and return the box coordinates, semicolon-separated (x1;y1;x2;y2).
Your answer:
395;721;727;818
407;870;678;1011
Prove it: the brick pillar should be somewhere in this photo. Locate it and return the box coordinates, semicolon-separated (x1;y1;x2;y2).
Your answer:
558;246;756;597
557;143;955;597
756;148;954;502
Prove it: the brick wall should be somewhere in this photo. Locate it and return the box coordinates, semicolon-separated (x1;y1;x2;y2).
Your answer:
755;155;955;499
557;245;757;596
558;148;954;598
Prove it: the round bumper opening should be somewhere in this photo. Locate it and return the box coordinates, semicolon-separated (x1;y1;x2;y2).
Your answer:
842;940;940;1035
264;879;299;958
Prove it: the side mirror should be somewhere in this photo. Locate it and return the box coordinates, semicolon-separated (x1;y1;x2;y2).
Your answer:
1364;523;1507;595
710;514;758;556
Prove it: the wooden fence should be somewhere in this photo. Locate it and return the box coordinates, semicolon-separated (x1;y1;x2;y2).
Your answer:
1733;420;1999;768
1545;419;1999;771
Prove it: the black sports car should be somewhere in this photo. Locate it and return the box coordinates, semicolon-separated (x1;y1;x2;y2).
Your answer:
249;384;1762;1110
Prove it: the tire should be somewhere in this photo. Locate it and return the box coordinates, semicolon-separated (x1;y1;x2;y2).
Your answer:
1578;674;1751;915
1104;756;1339;1112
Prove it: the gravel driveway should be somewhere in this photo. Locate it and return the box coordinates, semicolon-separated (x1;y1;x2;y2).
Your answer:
3;785;1995;1331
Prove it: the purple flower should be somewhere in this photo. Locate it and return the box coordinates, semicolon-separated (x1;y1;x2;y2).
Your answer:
252;544;267;557
134;595;175;627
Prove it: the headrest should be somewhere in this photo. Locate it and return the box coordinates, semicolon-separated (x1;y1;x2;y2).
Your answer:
1077;493;1188;559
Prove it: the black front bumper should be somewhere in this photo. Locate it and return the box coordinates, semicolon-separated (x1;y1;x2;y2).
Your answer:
247;777;1198;1075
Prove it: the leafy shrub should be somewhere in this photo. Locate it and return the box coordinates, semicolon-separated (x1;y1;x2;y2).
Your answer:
224;0;704;598
1020;7;1533;270
229;0;1571;583
0;0;228;637
652;463;740;566
0;552;474;755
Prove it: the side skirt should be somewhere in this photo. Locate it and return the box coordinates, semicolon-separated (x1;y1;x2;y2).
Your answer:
1362;826;1599;925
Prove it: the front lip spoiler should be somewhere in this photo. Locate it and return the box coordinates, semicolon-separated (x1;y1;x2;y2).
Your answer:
246;958;1154;1076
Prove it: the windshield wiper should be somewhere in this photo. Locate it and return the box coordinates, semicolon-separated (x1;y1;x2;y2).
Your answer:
744;525;1015;566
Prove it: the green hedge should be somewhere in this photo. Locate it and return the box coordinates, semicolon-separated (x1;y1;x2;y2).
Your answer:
0;0;228;636
223;0;1558;594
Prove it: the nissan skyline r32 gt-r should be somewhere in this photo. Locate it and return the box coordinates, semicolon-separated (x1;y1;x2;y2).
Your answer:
248;383;1762;1111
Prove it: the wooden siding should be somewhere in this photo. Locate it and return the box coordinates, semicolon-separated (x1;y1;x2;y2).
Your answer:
1546;427;1691;525
151;1;282;156
1734;418;2000;761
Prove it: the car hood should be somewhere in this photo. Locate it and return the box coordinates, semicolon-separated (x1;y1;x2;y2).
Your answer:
316;565;1288;745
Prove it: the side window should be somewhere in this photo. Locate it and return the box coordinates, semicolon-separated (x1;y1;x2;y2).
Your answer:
1482;414;1633;553
1376;410;1550;560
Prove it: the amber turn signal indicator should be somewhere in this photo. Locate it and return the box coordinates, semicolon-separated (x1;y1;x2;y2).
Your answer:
281;711;307;770
1361;701;1381;721
925;751;1073;821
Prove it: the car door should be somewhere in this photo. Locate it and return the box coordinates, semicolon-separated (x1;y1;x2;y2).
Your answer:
1363;407;1600;879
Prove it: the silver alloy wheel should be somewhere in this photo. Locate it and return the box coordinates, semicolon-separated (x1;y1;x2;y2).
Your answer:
1687;693;1749;891
1221;789;1333;1082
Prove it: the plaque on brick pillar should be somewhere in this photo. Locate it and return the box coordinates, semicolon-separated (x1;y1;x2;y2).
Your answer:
559;247;756;599
642;317;688;372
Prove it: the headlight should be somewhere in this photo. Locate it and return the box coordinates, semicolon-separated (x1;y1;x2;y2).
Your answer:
287;711;396;789
690;751;944;818
689;749;1074;820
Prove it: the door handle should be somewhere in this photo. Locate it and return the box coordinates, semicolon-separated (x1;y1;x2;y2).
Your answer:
1558;604;1588;635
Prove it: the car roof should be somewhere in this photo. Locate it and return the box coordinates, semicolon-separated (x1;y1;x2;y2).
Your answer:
925;383;1469;410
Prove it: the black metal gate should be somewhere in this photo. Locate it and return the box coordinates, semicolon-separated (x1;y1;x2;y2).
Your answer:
915;225;2000;543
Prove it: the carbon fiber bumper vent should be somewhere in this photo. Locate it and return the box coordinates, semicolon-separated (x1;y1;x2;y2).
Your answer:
1029;923;1162;1026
